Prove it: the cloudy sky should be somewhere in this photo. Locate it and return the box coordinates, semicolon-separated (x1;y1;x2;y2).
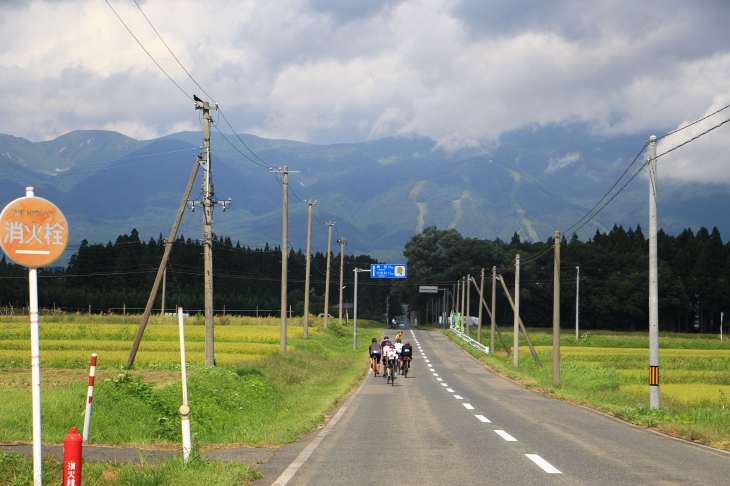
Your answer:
1;0;729;183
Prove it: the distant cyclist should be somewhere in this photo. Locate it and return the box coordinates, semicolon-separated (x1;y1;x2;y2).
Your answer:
401;341;413;374
369;338;381;375
383;342;398;379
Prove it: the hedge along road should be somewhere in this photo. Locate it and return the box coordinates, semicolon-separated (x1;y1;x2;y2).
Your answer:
258;328;730;486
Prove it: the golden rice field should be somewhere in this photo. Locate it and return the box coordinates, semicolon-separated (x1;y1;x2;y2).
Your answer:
531;345;730;405
0;319;314;368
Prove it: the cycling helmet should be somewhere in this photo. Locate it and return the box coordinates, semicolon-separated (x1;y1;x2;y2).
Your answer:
405;342;410;345
384;336;389;340
372;338;377;343
396;339;401;343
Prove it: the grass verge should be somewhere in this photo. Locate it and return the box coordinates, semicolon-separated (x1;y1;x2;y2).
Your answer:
446;326;730;451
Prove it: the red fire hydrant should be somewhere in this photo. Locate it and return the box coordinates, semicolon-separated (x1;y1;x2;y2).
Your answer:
63;427;83;486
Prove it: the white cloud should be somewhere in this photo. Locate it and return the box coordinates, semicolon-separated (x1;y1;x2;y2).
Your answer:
0;0;728;184
546;152;581;174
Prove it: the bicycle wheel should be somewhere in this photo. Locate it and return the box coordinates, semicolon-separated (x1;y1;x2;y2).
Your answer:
404;359;409;378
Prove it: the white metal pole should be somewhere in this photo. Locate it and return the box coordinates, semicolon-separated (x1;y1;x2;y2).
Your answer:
83;354;98;441
178;307;192;462
721;311;724;340
648;135;660;410
29;265;42;486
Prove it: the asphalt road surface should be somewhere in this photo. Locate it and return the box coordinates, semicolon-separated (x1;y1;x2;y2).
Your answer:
260;328;730;485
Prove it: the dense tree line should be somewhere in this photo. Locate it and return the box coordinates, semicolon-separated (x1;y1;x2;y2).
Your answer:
400;225;728;333
0;229;399;322
3;223;728;332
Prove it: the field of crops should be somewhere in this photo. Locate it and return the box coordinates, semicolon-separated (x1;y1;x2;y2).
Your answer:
457;328;730;450
0;319;299;368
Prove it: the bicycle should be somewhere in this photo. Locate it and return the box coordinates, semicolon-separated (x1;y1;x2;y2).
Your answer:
386;358;397;385
370;354;380;376
400;357;410;378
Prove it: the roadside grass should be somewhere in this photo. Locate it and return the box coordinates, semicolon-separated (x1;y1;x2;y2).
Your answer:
0;315;382;482
450;327;730;451
0;450;260;486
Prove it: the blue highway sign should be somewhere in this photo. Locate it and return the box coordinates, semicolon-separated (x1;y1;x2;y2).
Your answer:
370;264;407;278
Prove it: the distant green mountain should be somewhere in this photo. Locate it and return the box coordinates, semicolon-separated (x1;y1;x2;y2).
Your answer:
2;124;729;265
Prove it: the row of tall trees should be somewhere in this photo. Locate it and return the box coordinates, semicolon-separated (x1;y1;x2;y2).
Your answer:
400;225;728;333
3;223;727;332
0;229;400;322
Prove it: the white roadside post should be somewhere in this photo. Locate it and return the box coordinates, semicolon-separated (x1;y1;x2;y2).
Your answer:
83;354;98;441
178;307;192;462
0;187;69;486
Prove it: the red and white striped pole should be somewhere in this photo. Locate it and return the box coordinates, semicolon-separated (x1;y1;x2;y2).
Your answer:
82;354;97;441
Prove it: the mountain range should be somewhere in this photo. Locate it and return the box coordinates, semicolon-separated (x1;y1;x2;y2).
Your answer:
2;124;729;265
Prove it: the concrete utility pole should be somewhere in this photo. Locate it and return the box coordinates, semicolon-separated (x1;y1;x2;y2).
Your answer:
303;200;316;338
491;266;496;355
337;237;347;326
460;277;466;332
323;222;335;328
514;254;520;368
553;230;561;383
648;135;660;409
273;166;290;354
478;268;485;343
576;266;580;340
466;273;471;336
188;99;230;368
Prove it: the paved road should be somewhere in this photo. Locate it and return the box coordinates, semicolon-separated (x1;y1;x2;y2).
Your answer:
260;328;730;485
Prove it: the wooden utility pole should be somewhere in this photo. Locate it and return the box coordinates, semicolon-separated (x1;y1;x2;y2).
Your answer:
478;268;484;343
323;222;335;328
514;254;520;367
303;200;316;338
553;230;561;383
127;157;200;368
337;237;346;326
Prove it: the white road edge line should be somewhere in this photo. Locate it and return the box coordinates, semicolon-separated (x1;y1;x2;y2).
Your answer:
525;454;562;474
271;383;356;485
475;415;491;423
494;430;517;442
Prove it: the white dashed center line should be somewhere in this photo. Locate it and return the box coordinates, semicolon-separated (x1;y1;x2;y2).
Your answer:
463;403;474;410
453;395;463;400
494;430;517;442
475;415;491;423
446;388;454;392
525;454;562;474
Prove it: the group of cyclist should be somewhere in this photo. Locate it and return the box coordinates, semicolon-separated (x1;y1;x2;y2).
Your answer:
368;330;413;379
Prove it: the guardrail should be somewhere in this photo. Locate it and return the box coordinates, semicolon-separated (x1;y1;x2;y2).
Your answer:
449;326;490;354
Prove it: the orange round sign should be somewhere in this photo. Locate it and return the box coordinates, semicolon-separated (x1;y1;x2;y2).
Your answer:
0;195;69;267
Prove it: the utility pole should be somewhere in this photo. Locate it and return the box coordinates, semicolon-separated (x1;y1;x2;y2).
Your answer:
478;268;485;343
466;273;471;336
323;222;335;328
271;166;291;353
491;266;496;355
460;276;466;333
188;98;230;368
337;237;347;326
514;254;520;368
648;135;660;409
553;230;561;383
576;266;580;340
127;157;200;369
303;200;316;338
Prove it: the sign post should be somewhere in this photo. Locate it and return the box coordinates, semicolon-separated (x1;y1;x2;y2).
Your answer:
0;187;69;486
